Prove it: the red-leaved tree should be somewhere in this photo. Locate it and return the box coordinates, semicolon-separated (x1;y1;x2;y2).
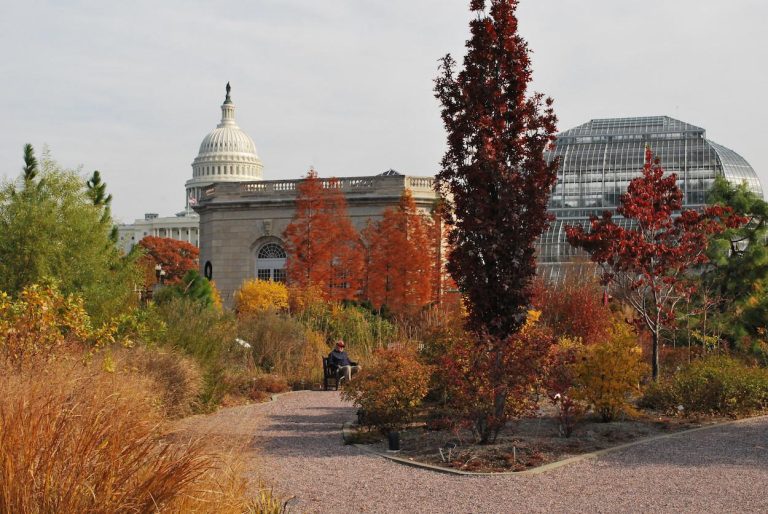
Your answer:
137;236;199;285
362;190;434;316
444;316;554;443
284;169;363;301
566;147;744;379
434;0;558;338
434;0;558;441
530;274;614;346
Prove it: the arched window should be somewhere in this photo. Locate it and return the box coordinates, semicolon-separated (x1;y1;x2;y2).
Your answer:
256;243;287;282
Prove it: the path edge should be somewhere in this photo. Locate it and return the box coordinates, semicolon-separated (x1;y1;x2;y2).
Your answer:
342;413;768;477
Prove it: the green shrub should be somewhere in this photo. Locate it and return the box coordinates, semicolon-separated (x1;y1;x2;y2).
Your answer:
293;301;396;357
154;271;217;308
156;297;237;366
640;355;768;416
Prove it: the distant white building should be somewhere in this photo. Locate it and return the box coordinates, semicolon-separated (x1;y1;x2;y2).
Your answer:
117;82;263;253
117;212;200;254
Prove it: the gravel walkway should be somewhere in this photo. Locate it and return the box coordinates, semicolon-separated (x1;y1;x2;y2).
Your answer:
175;391;768;513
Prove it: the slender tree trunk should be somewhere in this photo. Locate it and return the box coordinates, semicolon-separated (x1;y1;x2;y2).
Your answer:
652;328;660;381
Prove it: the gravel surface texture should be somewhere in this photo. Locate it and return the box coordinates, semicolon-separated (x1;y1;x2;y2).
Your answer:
174;391;768;513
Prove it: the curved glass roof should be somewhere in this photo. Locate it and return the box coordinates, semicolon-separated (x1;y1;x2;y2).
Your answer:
538;116;763;280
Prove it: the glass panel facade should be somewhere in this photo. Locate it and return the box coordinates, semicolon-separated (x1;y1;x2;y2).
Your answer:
538;116;763;279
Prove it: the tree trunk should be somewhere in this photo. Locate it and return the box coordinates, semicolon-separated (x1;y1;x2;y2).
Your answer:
652;329;660;381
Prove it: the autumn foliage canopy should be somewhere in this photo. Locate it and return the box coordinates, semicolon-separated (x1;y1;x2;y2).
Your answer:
283;169;364;302
363;190;434;316
137;236;199;285
434;0;558;338
566;147;745;379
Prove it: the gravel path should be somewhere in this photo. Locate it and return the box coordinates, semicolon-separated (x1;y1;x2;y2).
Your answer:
175;391;768;513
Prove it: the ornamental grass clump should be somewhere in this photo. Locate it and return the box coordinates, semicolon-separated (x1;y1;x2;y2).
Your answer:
0;360;208;513
341;347;431;434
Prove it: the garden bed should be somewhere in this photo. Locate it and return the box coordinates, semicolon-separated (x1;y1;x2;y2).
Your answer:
351;406;723;473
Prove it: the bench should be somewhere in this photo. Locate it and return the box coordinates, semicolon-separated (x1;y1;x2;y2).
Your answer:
322;357;340;391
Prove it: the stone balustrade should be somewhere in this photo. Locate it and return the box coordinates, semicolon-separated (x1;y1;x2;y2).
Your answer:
201;175;435;200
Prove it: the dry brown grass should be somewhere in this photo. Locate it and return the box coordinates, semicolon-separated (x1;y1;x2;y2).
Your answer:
115;346;204;418
0;357;286;513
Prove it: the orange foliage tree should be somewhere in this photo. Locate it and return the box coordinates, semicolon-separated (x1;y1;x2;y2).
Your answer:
283;169;363;301
362;190;434;316
323;180;365;301
137;236;199;285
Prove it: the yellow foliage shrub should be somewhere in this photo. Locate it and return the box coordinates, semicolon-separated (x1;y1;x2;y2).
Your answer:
0;285;95;369
234;279;289;316
574;321;649;421
210;280;224;312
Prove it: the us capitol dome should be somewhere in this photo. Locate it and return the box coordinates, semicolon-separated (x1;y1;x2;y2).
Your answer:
185;83;263;208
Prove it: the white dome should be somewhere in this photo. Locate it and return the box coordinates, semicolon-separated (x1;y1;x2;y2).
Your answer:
197;126;257;156
188;84;263;191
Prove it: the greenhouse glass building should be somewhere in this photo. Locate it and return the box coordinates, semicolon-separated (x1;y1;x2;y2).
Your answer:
538;116;763;279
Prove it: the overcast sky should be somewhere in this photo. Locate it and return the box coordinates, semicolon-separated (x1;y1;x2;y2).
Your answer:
2;0;766;222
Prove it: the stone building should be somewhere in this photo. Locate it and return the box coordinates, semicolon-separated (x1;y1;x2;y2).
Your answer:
190;85;440;303
134;86;766;301
117;212;200;254
194;172;439;304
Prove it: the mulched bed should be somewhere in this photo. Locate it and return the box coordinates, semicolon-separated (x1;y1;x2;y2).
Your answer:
353;405;722;473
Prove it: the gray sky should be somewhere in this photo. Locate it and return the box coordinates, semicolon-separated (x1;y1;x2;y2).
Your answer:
2;0;766;222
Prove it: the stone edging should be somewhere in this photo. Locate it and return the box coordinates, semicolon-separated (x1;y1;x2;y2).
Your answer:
342;414;768;477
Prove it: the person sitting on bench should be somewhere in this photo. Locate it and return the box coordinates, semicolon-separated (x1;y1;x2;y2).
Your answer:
328;339;360;384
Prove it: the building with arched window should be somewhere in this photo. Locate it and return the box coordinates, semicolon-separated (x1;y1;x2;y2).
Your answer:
191;86;440;303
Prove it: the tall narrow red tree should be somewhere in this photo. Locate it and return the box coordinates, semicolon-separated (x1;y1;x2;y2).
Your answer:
283;170;363;301
434;0;558;443
566;147;743;379
434;0;558;338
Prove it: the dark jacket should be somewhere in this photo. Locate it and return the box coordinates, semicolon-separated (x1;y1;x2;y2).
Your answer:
328;349;354;368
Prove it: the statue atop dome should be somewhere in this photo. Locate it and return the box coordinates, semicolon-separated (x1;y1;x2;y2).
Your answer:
225;82;232;104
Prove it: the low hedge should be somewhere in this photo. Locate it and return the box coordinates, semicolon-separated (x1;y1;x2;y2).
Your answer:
640;355;768;416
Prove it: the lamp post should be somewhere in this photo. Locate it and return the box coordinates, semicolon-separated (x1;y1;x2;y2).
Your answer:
155;264;166;285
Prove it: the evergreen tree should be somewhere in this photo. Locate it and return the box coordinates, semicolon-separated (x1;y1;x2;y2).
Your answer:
701;177;768;349
0;145;140;323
